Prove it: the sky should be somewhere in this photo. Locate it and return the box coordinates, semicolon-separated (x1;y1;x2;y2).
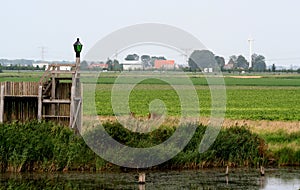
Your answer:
1;0;300;66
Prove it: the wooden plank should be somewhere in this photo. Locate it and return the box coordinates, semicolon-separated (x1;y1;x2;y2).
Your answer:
38;86;42;122
49;63;76;67
43;99;71;104
0;85;4;123
43;115;70;118
4;95;38;97
51;75;56;115
71;99;81;129
51;71;76;74
69;86;75;127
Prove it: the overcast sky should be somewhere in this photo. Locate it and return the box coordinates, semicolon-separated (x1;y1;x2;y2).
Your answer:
1;0;300;66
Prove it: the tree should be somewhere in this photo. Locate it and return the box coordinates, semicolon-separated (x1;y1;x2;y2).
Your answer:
106;59;113;71
252;54;266;72
125;54;139;61
188;50;216;71
272;64;276;72
80;60;89;70
112;59;122;71
141;55;151;68
215;56;225;69
236;55;249;70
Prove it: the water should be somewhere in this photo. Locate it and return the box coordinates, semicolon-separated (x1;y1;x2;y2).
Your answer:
1;168;300;189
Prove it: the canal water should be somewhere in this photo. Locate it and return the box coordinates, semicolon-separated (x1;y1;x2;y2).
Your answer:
1;167;300;189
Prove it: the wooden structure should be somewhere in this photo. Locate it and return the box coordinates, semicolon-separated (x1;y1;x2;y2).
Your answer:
0;61;82;129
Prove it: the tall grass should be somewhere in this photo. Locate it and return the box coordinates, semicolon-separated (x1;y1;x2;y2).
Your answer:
0;121;96;172
1;121;294;172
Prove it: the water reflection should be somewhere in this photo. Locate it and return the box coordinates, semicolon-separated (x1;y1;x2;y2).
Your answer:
0;168;300;189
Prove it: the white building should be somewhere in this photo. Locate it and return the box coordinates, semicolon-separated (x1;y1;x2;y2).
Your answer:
32;62;49;70
122;60;143;70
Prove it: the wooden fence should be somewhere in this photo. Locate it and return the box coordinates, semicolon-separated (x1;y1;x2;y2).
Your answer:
0;82;39;96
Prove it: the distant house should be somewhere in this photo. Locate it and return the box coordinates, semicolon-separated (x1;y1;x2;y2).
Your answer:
122;60;143;70
154;60;175;69
32;62;49;70
223;59;235;70
88;63;108;70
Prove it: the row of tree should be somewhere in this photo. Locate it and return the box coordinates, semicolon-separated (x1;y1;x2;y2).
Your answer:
0;64;45;72
188;50;267;72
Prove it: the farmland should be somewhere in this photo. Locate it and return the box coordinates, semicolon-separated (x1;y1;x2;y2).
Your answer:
1;71;300;121
1;71;300;166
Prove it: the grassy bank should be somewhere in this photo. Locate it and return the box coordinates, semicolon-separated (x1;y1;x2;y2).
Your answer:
1;121;297;172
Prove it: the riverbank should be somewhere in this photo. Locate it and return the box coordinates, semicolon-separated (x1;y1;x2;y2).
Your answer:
0;121;299;172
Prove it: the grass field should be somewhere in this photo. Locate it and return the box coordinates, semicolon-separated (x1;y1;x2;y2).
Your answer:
1;71;299;121
2;71;300;162
93;84;300;121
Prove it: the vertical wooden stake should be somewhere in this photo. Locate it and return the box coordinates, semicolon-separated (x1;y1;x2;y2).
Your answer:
225;165;229;175
51;75;56;115
0;85;4;123
69;86;75;128
38;86;43;122
260;166;265;176
138;173;146;184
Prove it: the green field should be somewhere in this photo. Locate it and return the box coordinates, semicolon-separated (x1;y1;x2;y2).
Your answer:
87;72;300;121
93;84;300;121
1;71;300;168
1;71;300;121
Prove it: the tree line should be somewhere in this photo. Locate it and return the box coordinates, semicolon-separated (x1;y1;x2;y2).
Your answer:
188;50;268;72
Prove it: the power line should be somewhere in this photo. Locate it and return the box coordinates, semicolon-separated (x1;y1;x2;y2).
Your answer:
38;46;47;61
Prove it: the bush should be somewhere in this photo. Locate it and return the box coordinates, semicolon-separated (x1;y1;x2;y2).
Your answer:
0;121;97;172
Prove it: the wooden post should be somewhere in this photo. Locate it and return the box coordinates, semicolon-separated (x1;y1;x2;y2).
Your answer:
138;173;146;184
260;166;265;176
37;86;43;122
51;74;56;115
0;85;4;123
225;165;229;175
69;86;75;127
79;84;83;130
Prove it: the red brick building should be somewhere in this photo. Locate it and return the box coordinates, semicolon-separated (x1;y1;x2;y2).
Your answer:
154;60;175;69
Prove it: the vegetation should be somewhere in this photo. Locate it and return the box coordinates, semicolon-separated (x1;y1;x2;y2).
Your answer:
93;84;300;121
0;121;274;172
259;131;300;166
0;72;299;171
0;121;96;172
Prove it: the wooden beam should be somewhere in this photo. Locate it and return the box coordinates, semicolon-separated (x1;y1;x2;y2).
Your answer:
38;86;42;122
49;63;76;67
43;115;70;118
43;99;71;104
0;85;4;123
69;86;75;127
50;70;76;74
71;99;81;129
51;74;56;115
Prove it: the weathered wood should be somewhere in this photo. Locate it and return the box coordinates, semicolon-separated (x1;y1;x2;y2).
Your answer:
51;71;76;74
71;99;81;129
0;60;81;128
51;74;56;115
38;86;42;122
69;86;75;127
43;115;70;118
0;85;4;123
43;99;71;104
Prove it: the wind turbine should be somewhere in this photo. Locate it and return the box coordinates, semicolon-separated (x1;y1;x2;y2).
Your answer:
248;37;254;68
